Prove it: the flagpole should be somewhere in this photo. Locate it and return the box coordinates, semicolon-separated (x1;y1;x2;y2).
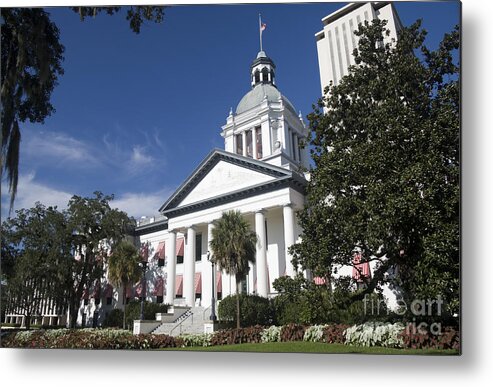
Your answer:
259;13;263;52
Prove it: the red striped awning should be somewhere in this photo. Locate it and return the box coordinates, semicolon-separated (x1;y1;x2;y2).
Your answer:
194;273;202;294
313;276;326;285
216;271;222;293
153;277;164;296
154;241;165;260
91;281;101;298
103;284;113;298
175;274;183;296
140;243;149;261
176;238;185;256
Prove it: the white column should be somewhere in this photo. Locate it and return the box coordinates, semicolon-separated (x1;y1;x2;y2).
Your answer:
184;226;196;306
283;204;296;277
202;223;214;309
165;230;177;305
255;210;269;297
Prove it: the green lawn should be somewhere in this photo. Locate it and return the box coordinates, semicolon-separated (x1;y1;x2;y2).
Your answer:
162;341;459;355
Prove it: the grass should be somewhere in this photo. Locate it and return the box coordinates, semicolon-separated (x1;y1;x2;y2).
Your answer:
162;341;459;355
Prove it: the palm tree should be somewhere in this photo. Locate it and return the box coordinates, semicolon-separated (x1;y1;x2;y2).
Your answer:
107;240;141;329
210;210;258;329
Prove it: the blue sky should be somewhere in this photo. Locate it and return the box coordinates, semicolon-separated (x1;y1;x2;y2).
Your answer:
0;1;460;220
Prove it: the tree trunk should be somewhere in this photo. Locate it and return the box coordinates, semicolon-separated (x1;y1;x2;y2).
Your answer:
122;282;127;330
69;298;78;329
25;312;31;330
236;280;240;329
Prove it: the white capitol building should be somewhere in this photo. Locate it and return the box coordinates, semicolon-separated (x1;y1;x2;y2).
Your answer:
4;2;403;330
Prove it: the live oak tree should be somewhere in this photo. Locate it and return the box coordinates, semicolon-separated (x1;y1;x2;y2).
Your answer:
210;211;258;329
66;191;134;328
1;6;165;211
1;203;72;329
291;20;459;320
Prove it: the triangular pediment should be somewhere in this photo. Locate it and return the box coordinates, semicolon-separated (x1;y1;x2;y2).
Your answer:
159;149;293;213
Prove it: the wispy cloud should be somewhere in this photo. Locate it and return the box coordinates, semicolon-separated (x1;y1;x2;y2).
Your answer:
129;145;154;168
112;188;173;219
24;130;99;166
1;173;73;217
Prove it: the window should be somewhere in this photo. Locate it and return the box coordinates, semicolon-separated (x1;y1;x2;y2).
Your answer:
156;296;163;304
298;137;303;162
236;133;243;155
158;258;165;267
106;297;112;306
195;234;202;261
246;130;253;158
256;127;262;159
177;255;184;264
292;132;297;160
254;70;260;84
262;68;269;83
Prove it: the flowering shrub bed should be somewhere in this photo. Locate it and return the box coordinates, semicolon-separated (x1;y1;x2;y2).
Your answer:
399;325;460;350
180;333;213;347
209;325;265;346
261;325;282;343
303;325;327;342
322;324;350;344
2;323;459;351
3;328;183;350
280;323;306;342
344;322;404;348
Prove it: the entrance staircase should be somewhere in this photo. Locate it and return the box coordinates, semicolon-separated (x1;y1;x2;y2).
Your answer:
152;306;211;336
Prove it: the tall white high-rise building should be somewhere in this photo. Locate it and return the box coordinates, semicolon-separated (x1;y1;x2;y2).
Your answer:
315;2;403;94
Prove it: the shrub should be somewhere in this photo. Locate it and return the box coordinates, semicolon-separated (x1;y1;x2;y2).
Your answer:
180;333;213;347
218;294;274;327
344;322;404;348
2;328;182;349
210;325;265;346
102;309;124;328
280;323;306;342
322;324;350;344
125;301;169;328
261;325;282;343
303;325;327;342
399;325;460;350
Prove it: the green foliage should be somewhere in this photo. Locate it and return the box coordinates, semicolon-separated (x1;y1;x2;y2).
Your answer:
1;9;65;209
210;210;258;329
102;309;124;328
273;275;389;325
180;333;213;347
292;19;460;319
124;301;169;330
1;203;72;329
217;294;274;327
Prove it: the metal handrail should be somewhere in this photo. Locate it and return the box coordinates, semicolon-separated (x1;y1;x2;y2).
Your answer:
169;310;193;336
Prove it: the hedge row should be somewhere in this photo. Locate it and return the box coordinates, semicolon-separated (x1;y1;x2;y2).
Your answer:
2;328;183;350
2;323;460;350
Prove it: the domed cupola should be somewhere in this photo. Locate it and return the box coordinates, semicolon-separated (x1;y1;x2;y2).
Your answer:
221;48;309;172
250;50;276;88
